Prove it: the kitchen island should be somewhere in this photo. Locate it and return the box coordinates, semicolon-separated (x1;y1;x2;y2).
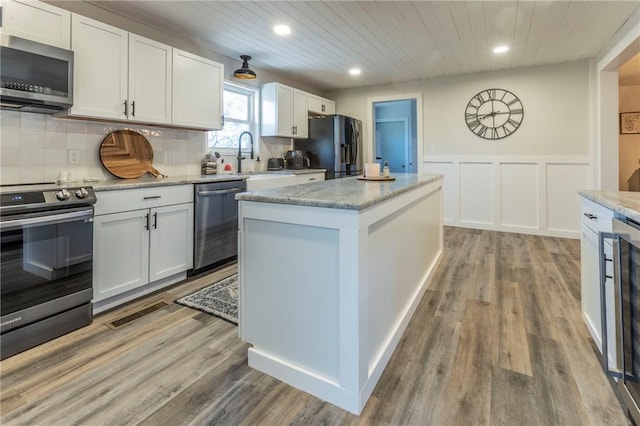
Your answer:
236;174;443;414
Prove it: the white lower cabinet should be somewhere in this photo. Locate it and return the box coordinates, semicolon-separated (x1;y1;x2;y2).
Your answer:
296;172;325;184
93;186;193;310
580;197;614;355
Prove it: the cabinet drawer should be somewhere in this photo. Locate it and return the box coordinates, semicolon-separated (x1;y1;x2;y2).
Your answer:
580;197;613;234
295;173;325;185
95;185;193;215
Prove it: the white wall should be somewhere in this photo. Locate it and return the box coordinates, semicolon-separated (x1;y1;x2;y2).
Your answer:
327;61;591;237
619;85;640;191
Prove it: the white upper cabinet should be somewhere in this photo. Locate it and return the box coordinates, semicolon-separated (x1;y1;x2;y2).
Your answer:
293;88;308;138
0;0;71;48
261;82;309;138
69;14;128;120
308;93;335;115
128;34;172;125
68;14;172;124
172;49;224;130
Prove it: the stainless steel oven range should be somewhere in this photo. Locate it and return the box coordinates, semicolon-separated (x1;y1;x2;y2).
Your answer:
600;216;640;424
0;183;96;359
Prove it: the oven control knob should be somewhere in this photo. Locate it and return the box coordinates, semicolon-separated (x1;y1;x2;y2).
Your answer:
56;189;71;201
75;188;89;199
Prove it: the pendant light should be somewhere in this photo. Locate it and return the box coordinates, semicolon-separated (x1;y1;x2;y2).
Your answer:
233;55;256;79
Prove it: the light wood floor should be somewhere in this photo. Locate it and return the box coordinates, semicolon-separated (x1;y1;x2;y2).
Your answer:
0;227;630;425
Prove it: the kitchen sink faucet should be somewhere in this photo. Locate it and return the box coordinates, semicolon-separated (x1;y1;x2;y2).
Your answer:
238;131;254;173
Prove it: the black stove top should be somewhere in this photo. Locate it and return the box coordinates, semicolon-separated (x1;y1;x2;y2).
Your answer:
0;183;97;216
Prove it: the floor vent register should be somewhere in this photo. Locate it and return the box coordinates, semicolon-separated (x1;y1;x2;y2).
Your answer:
105;302;170;329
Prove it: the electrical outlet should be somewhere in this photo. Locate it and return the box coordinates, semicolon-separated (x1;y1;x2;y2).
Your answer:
68;149;80;164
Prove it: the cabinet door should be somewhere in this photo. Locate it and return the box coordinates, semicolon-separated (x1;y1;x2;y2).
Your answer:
276;84;294;137
323;99;335;115
149;203;194;282
292;89;308;138
128;34;172;124
307;93;324;115
0;0;71;48
581;223;602;349
93;210;149;302
172;49;223;130
70;14;128;120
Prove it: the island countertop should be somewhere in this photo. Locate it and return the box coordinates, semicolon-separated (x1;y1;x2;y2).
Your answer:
579;190;640;222
236;173;443;211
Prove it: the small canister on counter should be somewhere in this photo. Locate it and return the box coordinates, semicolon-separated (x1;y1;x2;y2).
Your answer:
201;154;217;175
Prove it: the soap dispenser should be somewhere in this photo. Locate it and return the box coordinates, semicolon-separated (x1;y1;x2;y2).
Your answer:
383;160;390;178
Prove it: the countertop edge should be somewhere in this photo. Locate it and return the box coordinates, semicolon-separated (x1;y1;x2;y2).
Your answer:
579;190;640;222
237;174;443;211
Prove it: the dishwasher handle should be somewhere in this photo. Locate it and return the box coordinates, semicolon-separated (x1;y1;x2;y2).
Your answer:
197;188;244;197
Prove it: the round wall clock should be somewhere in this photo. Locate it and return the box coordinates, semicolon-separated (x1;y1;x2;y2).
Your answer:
465;88;524;140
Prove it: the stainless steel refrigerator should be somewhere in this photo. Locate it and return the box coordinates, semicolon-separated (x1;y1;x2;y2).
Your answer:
294;114;363;179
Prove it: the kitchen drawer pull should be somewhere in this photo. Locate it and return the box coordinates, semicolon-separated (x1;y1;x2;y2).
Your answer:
143;196;162;200
309;178;316;181
583;213;597;220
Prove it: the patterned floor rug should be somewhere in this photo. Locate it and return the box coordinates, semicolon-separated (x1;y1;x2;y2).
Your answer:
176;274;238;325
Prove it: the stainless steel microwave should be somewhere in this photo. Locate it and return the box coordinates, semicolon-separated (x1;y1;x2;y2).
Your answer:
0;35;73;113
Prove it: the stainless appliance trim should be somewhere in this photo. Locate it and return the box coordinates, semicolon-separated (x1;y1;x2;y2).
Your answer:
0;288;93;334
192;180;246;273
600;217;640;425
0;207;93;230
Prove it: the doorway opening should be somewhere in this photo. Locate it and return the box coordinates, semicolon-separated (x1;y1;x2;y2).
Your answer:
367;94;423;175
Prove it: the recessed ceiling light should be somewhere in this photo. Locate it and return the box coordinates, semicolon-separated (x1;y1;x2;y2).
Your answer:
493;45;509;54
349;68;361;75
274;25;290;35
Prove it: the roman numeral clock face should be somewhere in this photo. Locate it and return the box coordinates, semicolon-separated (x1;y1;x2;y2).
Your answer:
465;89;524;140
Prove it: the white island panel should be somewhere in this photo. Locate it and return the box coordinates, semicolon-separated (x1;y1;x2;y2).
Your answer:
238;174;443;414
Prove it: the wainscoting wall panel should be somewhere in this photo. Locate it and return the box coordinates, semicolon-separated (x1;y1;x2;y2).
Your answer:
459;162;494;225
500;163;539;229
425;156;591;238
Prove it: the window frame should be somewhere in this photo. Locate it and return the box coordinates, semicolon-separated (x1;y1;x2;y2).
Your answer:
207;82;259;154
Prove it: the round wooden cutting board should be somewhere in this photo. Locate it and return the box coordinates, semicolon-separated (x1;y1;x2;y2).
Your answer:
99;130;165;179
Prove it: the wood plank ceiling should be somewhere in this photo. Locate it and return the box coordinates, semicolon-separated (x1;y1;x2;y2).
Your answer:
88;1;640;90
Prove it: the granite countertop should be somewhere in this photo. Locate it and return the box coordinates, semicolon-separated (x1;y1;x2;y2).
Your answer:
88;169;326;192
236;173;443;211
579;190;640;222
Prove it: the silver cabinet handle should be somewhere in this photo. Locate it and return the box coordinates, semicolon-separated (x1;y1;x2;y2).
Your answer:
584;213;597;220
123;100;128;116
309;178;316;181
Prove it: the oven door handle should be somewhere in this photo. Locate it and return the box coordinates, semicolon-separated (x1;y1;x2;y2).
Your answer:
0;208;94;231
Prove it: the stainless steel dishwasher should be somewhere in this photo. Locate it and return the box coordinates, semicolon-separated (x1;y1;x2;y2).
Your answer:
192;179;246;274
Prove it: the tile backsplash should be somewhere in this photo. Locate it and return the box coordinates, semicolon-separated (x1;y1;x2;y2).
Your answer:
0;111;206;185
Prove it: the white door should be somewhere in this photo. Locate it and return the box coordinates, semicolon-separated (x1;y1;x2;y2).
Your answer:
70;14;128;120
148;203;194;282
93;210;150;302
128;34;172;124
